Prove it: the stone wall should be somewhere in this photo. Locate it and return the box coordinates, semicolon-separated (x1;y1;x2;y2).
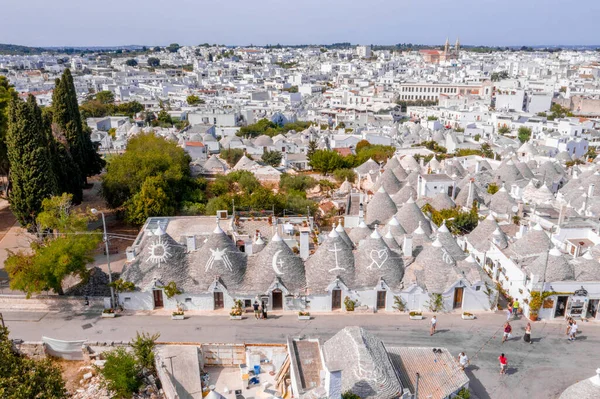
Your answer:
12;341;46;360
0;295;105;311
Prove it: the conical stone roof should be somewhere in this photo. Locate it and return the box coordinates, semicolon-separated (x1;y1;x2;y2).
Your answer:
395;196;432;235
372;168;402;194
348;221;373;246
366;186;397;226
354;229;404;290
121;226;189;291
188;223;246;291
305;229;355;294
242;232;306;294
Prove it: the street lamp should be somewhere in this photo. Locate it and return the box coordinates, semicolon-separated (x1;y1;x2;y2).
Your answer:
91;209;116;309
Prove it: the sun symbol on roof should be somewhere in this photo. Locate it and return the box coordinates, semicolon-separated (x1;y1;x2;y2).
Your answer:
147;236;171;266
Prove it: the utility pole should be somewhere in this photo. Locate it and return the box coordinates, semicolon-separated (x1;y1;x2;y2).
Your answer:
91;209;116;309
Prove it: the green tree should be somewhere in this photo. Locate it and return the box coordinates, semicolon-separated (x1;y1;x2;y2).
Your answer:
279;173;317;192
474;134;481;141
102;132;191;209
336;121;346;129
355;139;370;153
0;76;16;179
487;183;499;195
333;168;356;183
186;95;204;106
219;149;244;167
6;95;57;228
308;150;344;174
98;347;142;398
517;126;532;143
147;57;160;67
125;59;138;67
307;139;318;158
53;69;105;187
166;43;180;53
4;194;101;296
130;332;160;373
125;175;176;225
95;90;115;105
261;150;283;166
0;326;67;399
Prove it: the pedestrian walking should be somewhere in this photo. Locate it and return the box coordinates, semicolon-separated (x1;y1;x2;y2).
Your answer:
523;323;532;344
430;315;437;336
569;320;578;341
506;305;512;321
457;352;470;370
566;317;573;336
502;322;512;343
512;298;520;317
499;353;508;375
261;301;268;320
253;300;260;319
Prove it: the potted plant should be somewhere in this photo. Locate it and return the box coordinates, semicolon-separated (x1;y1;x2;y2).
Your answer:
462;312;475;320
102;308;116;318
230;299;243;320
171;310;185;320
298;311;311;320
344;296;356;312
409;311;423;320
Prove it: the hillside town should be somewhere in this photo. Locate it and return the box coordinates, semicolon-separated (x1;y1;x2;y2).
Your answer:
2;42;600;399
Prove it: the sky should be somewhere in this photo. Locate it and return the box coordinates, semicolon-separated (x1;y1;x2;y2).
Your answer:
2;0;598;47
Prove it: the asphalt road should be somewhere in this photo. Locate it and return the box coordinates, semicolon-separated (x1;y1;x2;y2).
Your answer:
3;311;598;399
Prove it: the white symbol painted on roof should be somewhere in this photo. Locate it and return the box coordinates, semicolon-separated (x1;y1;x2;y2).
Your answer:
368;249;388;269
328;244;346;272
272;250;284;275
206;248;233;272
147;237;171;266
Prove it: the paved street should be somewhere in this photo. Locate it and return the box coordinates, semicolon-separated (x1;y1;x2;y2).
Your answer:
3;310;598;399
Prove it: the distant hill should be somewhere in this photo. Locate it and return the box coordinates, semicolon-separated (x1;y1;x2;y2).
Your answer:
0;43;46;55
0;43;147;55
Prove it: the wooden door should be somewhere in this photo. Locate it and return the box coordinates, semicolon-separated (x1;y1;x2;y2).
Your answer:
332;289;342;310
377;291;386;309
214;292;224;309
272;290;283;310
453;287;464;309
153;290;164;308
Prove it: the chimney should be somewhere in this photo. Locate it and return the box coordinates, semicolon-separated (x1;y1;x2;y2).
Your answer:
325;370;342;398
186;235;196;252
518;224;527;239
475;161;480;174
589;184;595;198
467;179;474;206
403;235;413;257
245;240;253;256
299;229;310;260
417;175;423;199
558;204;566;227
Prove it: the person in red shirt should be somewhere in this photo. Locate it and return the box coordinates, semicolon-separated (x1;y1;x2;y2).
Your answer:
502;322;512;343
499;353;508;375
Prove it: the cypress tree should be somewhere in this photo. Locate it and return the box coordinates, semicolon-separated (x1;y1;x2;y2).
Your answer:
42;107;83;204
0;76;16;181
6;95;57;228
52;69;104;188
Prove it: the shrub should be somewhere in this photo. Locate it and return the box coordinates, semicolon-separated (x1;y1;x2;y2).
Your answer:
393;296;406;312
344;296;356;311
426;293;445;312
298;311;310;316
409;311;422;316
130;332;160;373
98;347;142;398
342;392;362;399
333;168;356;183
161;282;182;299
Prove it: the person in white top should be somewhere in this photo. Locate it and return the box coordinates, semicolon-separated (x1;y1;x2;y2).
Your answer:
569;321;578;341
430;315;437;336
457;352;470;370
